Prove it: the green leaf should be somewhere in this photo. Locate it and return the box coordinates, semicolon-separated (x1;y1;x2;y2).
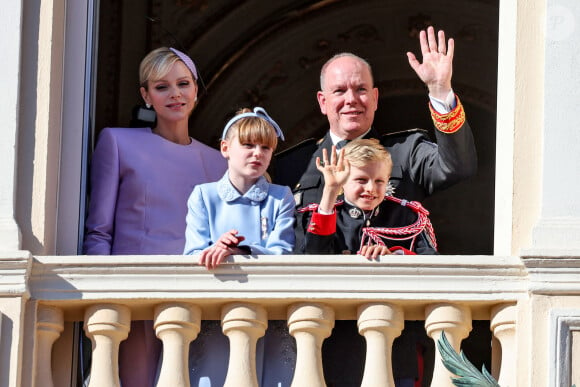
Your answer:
437;331;500;387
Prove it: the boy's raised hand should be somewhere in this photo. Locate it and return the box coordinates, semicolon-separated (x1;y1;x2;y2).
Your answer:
316;146;350;190
316;146;350;213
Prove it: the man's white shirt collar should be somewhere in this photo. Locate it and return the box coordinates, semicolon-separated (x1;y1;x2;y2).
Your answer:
329;128;372;145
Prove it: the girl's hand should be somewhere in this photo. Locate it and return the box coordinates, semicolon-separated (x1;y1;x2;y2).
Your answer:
216;229;245;249
199;245;231;269
358;244;393;260
199;230;246;269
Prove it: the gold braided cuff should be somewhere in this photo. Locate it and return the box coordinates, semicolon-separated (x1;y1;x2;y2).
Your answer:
429;95;465;134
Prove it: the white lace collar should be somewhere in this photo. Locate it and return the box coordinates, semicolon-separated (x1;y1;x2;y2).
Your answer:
217;173;269;203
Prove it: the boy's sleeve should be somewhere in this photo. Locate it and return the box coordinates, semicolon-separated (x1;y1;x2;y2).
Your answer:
302;210;338;254
389;246;416;255
307;211;336;235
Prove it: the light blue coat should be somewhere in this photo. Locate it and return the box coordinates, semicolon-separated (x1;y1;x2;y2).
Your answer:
184;173;295;255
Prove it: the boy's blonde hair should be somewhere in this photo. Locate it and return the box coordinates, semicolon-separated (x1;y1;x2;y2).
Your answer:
343;138;393;171
224;108;279;150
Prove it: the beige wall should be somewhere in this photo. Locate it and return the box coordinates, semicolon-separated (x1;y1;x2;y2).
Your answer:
16;0;65;255
512;1;546;255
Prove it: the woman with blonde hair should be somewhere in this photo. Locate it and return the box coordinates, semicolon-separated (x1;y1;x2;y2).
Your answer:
83;47;226;387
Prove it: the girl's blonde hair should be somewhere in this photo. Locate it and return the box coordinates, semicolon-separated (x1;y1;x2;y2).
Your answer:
223;108;279;149
343;138;392;170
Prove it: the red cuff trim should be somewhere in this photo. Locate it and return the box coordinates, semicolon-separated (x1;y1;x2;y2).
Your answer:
307;211;337;236
389;246;416;255
429;95;465;134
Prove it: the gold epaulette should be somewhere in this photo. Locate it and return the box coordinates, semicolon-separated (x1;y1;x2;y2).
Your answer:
429;95;465;134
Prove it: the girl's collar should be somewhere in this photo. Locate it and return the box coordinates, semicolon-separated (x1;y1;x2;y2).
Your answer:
217;173;269;202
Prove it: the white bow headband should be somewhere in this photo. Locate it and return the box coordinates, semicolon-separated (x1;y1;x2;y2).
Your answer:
221;107;285;141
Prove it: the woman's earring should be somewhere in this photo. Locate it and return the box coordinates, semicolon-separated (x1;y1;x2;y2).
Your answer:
146;103;151;109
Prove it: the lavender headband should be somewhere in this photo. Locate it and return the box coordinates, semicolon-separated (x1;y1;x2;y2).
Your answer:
169;47;198;81
222;107;285;141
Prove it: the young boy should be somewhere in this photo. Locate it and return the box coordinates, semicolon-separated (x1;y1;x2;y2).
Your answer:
298;138;437;258
298;138;436;387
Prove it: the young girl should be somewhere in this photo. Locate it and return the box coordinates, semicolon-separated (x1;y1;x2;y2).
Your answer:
183;107;296;386
184;107;295;268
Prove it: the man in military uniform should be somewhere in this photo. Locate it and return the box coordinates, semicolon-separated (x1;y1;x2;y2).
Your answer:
272;26;477;386
274;26;476;251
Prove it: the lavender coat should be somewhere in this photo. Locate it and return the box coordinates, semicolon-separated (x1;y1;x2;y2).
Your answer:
83;127;227;255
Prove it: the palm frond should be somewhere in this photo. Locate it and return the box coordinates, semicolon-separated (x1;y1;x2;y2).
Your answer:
437;331;500;387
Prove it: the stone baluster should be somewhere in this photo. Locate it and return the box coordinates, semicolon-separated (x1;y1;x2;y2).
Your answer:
491;335;501;381
154;303;201;387
490;303;517;387
35;305;64;387
222;303;267;387
287;303;334;387
84;304;131;387
425;303;472;387
357;303;404;387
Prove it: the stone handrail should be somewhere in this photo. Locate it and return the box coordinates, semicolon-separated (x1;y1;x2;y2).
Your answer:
25;254;527;386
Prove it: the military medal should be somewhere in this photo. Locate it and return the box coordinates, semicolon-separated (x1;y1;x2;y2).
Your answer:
261;217;268;240
293;192;302;206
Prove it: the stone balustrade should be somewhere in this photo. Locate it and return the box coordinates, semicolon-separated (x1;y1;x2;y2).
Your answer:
425;303;472;386
357;303;403;387
288;302;334;387
25;254;527;386
222;303;267;387
154;303;201;387
34;305;64;387
84;304;130;387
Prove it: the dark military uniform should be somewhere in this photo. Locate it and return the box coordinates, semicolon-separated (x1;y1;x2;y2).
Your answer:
300;196;437;255
271;99;476;386
273;120;476;252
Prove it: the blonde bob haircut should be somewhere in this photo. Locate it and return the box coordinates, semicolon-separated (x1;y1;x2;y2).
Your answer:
139;47;197;89
343;138;392;170
223;108;279;150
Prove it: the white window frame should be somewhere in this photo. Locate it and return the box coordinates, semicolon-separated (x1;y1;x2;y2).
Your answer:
56;0;99;254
